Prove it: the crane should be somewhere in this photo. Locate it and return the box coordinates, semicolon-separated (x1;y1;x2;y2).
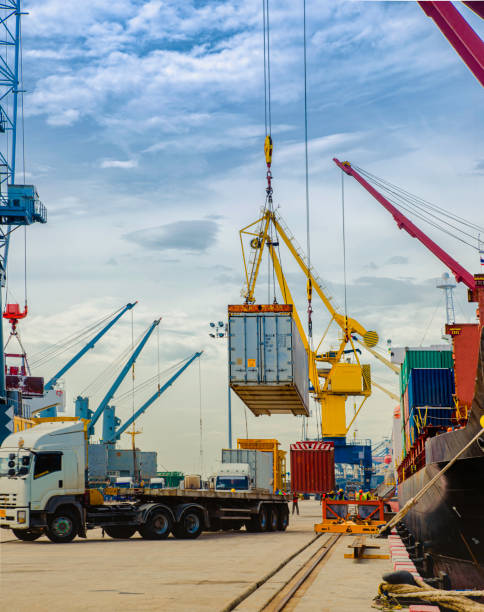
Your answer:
0;2;48;443
240;208;378;438
418;1;484;88
333;158;484;421
109;351;203;443
372;380;399;403
44;302;137;391
87;318;161;437
332;158;484;317
239;209;382;488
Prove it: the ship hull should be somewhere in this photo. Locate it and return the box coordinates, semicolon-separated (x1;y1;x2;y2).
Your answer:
398;456;484;588
398;326;484;588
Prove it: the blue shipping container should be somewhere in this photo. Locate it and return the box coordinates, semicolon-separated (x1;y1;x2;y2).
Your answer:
407;368;455;408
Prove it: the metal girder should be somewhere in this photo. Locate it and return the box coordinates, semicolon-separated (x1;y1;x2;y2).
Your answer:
333;158;476;290
418;1;484;88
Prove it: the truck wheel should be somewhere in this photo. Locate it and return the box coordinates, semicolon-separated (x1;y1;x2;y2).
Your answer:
139;511;173;540
12;529;43;541
173;511;202;539
46;511;78;543
268;506;279;531
104;525;137;539
277;507;289;531
246;506;268;533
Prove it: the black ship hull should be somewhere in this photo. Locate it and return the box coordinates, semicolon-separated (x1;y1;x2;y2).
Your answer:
398;328;484;589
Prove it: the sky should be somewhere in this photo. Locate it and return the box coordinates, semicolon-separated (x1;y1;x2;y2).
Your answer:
2;0;484;475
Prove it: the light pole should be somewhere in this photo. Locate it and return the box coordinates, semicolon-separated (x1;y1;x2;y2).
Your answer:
209;320;232;448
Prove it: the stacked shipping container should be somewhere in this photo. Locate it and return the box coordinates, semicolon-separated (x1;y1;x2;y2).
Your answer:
398;349;455;457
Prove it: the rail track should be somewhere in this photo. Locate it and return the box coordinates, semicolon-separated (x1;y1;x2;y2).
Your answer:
224;532;341;612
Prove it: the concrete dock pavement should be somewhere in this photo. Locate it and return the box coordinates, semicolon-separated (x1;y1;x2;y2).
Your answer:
0;500;392;611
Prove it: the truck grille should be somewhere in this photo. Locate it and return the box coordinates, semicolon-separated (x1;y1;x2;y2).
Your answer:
0;493;17;508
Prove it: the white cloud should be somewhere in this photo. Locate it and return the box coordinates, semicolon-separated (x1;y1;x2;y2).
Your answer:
101;159;138;169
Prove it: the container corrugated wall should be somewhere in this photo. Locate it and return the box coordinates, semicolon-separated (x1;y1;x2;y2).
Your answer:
290;441;335;494
407;369;454;407
399;349;453;394
228;305;309;416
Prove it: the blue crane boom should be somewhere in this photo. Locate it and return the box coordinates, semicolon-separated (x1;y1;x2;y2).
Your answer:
44;302;137;391
88;318;161;436
114;351;203;440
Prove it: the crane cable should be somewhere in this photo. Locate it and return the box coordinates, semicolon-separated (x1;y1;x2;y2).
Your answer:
262;0;275;303
303;0;313;342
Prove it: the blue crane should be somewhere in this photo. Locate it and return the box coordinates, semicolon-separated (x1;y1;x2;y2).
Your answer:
0;2;48;443
87;318;161;437
44;302;137;391
108;351;203;443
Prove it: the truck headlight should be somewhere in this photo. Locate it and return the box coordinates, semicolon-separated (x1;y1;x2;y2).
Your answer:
17;510;26;524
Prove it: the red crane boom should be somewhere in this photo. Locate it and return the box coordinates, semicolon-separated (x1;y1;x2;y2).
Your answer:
418;1;484;88
332;158;476;291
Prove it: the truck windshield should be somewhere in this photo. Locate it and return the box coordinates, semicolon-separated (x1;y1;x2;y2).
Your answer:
0;451;32;477
215;476;249;491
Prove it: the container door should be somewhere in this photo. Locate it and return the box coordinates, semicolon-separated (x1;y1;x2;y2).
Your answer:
275;315;293;382
261;315;278;382
229;315;260;383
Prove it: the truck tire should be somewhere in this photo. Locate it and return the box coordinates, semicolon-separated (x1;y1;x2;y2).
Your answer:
246;506;268;533
268;506;278;531
277;507;289;531
173;510;203;539
12;529;43;541
139;511;173;540
46;510;78;543
104;525;137;539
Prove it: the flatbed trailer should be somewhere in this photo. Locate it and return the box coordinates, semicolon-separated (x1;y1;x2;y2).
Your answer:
85;487;290;540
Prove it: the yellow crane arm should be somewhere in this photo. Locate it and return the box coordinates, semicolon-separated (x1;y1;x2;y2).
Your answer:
272;214;375;342
372;380;399;402
355;339;400;374
267;242;321;395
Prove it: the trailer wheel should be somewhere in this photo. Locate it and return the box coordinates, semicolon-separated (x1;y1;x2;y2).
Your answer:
46;511;78;543
139;510;173;540
104;525;137;539
246;506;268;533
268;506;278;531
12;529;43;541
277;507;289;531
173;510;202;539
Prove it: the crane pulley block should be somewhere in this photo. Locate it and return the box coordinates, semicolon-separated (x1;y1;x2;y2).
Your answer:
264;135;273;167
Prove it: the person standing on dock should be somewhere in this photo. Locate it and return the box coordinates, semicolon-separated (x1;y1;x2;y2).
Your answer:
292;492;299;515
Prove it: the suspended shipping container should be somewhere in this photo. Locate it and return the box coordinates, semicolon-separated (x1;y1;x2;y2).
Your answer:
290;441;335;494
228;304;309;416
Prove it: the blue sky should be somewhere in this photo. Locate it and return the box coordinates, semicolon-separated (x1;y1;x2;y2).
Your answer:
6;1;484;473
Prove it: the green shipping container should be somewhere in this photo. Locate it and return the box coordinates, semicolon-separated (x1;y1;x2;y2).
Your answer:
399;350;453;394
157;471;184;488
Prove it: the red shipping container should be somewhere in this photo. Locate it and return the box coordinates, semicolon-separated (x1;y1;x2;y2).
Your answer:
290;441;335;494
446;323;479;410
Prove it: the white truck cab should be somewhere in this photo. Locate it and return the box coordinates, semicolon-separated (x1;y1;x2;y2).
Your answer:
212;463;252;492
0;421;86;538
